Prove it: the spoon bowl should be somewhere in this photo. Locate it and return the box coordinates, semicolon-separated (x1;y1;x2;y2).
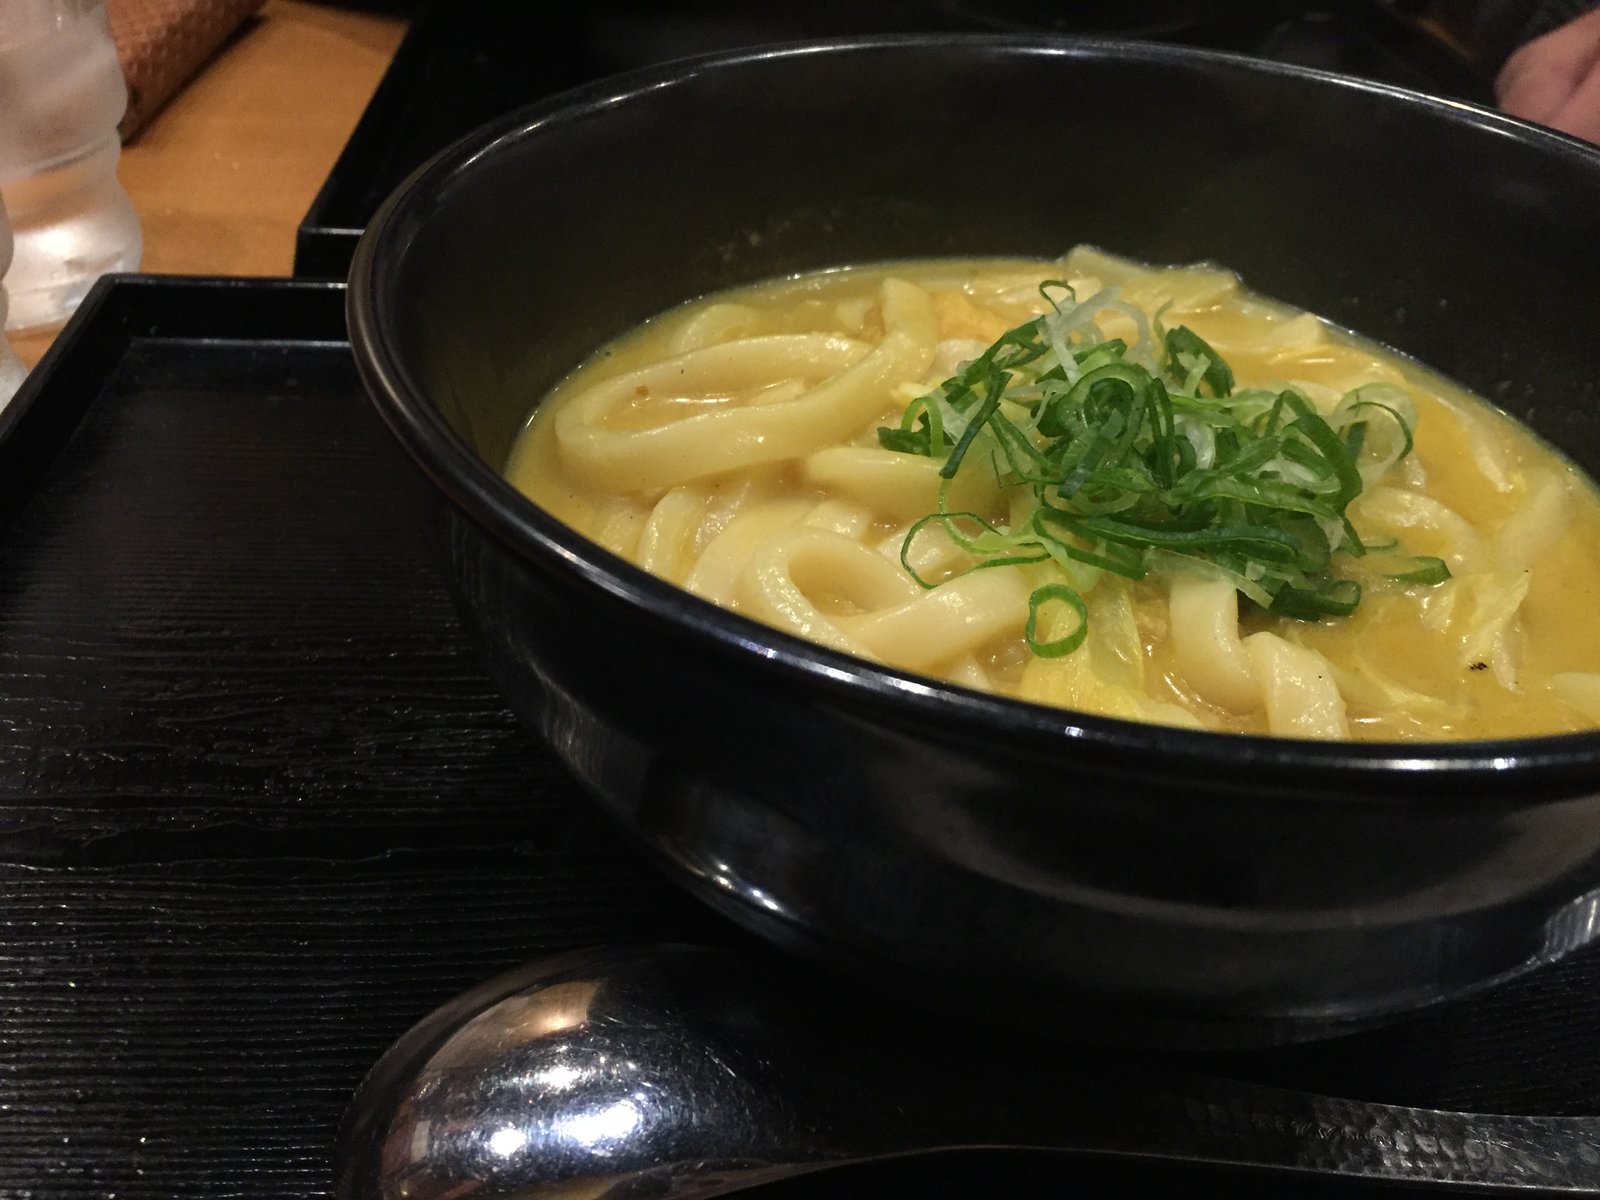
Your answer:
335;944;1600;1199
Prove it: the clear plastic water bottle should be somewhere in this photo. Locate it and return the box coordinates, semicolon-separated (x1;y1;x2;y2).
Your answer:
0;0;141;333
0;196;27;406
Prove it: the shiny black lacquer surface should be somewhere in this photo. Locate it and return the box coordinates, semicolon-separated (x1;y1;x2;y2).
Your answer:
0;279;717;1197
349;39;1600;1039
4;277;1600;1195
297;2;1493;277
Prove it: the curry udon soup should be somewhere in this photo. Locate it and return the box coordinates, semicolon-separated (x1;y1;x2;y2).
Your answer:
505;247;1600;741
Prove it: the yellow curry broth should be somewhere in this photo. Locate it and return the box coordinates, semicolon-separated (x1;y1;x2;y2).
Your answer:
507;253;1600;741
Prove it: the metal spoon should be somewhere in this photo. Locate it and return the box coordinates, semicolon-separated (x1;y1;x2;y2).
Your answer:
334;943;1600;1198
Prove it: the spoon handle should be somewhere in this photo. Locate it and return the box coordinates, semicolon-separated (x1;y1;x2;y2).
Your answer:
974;1072;1600;1193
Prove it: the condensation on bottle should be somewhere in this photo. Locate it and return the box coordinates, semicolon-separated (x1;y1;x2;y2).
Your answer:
0;0;141;333
0;195;28;406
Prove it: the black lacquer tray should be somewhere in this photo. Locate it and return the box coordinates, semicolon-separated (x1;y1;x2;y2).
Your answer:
4;277;1598;1197
294;0;1494;279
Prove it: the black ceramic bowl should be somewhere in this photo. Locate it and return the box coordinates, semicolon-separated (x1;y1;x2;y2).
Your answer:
348;36;1600;1043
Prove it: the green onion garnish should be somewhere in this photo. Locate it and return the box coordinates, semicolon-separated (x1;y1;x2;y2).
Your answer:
1025;583;1090;658
876;286;1447;657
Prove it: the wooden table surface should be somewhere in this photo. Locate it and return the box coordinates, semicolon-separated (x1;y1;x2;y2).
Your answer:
7;0;408;369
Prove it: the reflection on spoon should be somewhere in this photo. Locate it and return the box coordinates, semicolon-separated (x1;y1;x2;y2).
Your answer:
336;944;1600;1199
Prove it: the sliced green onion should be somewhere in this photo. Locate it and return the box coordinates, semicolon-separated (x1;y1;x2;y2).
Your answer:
874;291;1436;658
1164;326;1234;397
1269;579;1362;619
875;393;948;457
1387;556;1452;585
1025;583;1090;658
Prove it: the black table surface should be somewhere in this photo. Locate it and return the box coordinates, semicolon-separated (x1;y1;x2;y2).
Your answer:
3;276;1598;1197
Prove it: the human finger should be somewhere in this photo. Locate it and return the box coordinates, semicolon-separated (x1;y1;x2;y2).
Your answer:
1546;44;1600;142
1496;7;1600;124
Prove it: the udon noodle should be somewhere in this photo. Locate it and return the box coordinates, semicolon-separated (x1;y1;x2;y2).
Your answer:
506;247;1600;741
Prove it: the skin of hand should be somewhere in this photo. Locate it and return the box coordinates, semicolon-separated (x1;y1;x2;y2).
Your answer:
1495;6;1600;144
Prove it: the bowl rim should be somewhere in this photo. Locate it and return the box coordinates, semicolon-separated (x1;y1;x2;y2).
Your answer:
346;32;1600;802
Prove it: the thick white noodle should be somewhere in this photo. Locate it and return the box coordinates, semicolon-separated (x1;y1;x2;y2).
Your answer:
637;486;708;584
1243;632;1350;739
1550;674;1600;722
682;499;817;607
801;446;997;524
1495;468;1574;572
740;528;1028;671
1356;486;1487;572
667;302;762;354
1168;575;1262;713
556;279;937;493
